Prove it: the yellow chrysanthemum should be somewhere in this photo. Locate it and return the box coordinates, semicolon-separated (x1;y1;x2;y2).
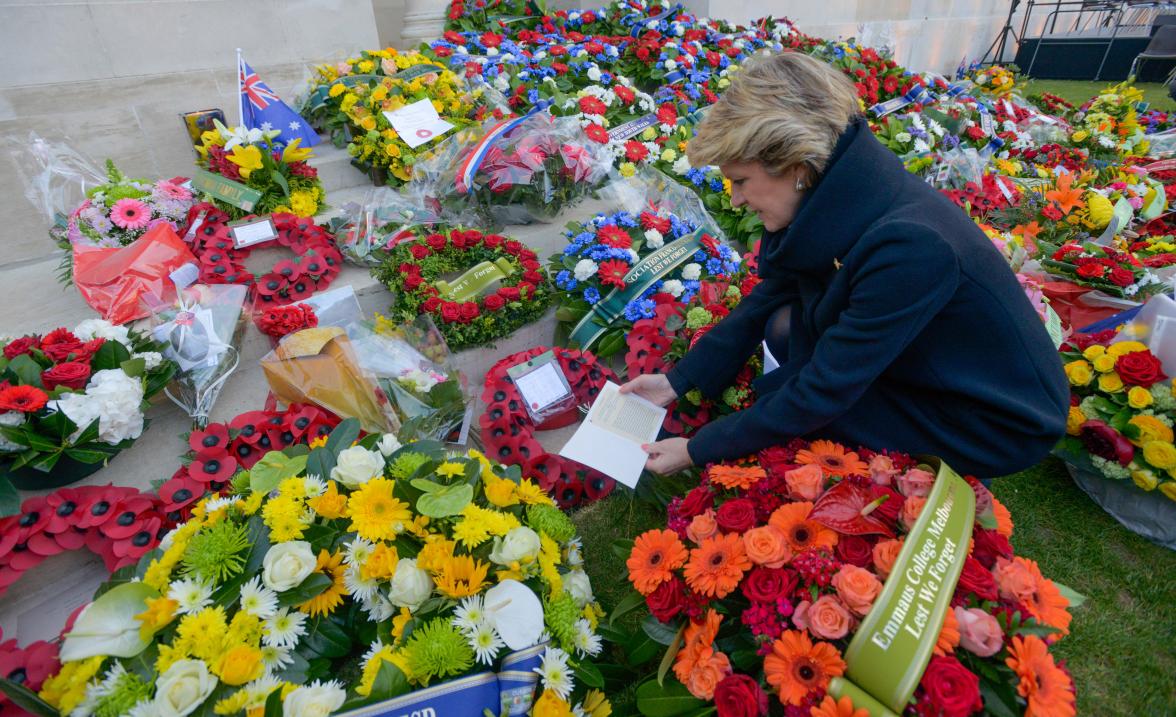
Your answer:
452;504;520;548
262;495;308;542
349;477;412;541
328;83;346;98
176;607;229;662
514;479;553;506
298;550;350;618
38;656;104;714
436;461;466;479
538;534;563;598
483;474;519;507
416;537;456;574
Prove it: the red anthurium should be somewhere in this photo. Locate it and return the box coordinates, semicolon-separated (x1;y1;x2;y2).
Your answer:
809;479;897;537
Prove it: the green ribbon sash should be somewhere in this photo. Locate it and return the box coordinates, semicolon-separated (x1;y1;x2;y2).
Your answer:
829;458;976;716
191;168;262;212
568;229;703;349
435;258;516;302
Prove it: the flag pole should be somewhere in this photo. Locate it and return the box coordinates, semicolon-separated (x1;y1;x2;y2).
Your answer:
236;48;245;128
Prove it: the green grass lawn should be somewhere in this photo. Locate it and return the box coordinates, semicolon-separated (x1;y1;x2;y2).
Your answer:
1022;78;1175;111
572;459;1176;716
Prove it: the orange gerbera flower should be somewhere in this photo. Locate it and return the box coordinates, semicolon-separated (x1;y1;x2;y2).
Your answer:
627;529;688;595
794;440;868;477
684;533;751;598
769;502;839;556
1045;172;1085;215
763;630;846;707
708;464;767;490
810;695;869;717
932;606;960;656
992;497;1014;538
1023;562;1073;637
1006;635;1077;717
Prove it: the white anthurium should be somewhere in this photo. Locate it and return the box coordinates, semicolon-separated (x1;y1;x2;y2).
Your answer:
483;579;544;650
59;582;160;662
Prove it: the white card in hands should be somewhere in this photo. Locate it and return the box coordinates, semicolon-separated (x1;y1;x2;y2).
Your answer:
558;381;666;488
383;99;455;149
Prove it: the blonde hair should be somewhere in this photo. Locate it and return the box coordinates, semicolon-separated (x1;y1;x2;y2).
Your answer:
688;52;861;178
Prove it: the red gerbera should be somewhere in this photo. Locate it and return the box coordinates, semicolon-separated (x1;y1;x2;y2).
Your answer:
597;225;633;249
641;212;672;234
584;123;610;143
598;259;630;289
614;85;636;104
624;140;650;163
578;96;608;116
0;385;48;413
657;102;678;126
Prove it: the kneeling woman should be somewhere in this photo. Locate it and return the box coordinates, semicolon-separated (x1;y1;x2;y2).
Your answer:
623;52;1069;479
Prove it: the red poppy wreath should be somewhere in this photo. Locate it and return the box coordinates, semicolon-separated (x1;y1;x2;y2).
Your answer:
181;203;344;307
479;346;616;509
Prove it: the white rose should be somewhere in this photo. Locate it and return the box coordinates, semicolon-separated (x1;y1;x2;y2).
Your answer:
587;67;602;82
330;446;384;488
262;541;317;592
377;433;402;457
573;259;599;282
681;263;701;281
489;527;542;566
153;659;217;717
564;569;594;607
73;318;131;347
282;680;346;717
388;559;432;610
661;279;684;298
644;229;664;249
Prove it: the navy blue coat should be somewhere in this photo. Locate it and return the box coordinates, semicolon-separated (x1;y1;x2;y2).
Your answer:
667;118;1069;478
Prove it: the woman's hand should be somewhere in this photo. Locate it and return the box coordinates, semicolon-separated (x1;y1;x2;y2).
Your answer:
643;437;693;474
619;373;677;408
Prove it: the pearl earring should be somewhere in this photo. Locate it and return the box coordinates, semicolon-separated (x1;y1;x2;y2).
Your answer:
795;177;806;192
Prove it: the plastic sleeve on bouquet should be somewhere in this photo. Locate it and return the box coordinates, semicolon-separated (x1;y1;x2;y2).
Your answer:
72;223;199;324
261;327;401;435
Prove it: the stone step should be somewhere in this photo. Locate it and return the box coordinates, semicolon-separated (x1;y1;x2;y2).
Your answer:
308;141;374;195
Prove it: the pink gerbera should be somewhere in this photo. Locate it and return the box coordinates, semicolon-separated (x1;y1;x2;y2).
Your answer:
154;180;192;202
109;198;152;230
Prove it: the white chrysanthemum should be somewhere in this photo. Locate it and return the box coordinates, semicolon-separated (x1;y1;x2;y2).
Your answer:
452;594;487;634
168;577;213;615
643;229;664;249
239;576;279;619
343;565;380;603
573;259;599;282
587;67;602;82
201;495;236;514
133;352;164;371
661;279;684;298
259;645;293;675
572;619;603;656
469;623;505;665
240;675;283;709
565;537;584;567
681;263;701;281
125;699;158;717
302;475;326;497
360;594;396;622
344;537;376;567
264;608;309;649
534;647;574;700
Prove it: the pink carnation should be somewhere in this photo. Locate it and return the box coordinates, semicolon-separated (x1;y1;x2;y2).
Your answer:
109;198;152;230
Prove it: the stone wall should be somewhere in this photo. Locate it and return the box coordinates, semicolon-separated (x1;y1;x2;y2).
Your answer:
0;0;381;272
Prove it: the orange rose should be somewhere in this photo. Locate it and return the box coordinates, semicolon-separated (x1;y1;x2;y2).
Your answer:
993;557;1036;603
872;538;903;579
742;525;792;568
683;652;731;700
804;594;853;640
901;495;926;529
831;564;882;616
686;510;719;544
784;464;825;500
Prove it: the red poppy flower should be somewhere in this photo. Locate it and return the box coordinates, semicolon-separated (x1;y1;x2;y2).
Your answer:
550;476;585;510
41;488;87;535
72;486;128;530
99;495;157;540
25;532;65;559
159;472;203;515
110;515;162;563
189;448;237;484
583;471;615;501
598;259;630;288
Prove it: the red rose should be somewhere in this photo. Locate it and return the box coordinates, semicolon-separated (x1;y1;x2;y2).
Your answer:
426;233;448;251
646;577;687;622
741;566;797;603
713;674;768;717
1076;263;1106;279
404;276;423;291
970;528;1013;570
409;244;430;260
916;656;982;717
522;259;540;271
678;485;714;519
440;302;461;323
41;361;92;391
1108;267;1135;287
483;294;506;311
518;282;535;298
3;336;38;360
503;240;524;255
459;302;480;322
523;270;543;284
499;286;521;302
715;498;756;533
483;234;503;248
422;297;442;313
40;328;84;362
955;556;999;602
1116;350;1166;386
834;534;874;568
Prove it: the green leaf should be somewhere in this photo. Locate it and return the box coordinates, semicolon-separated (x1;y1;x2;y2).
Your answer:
306;447;335;482
7;355;44;388
656;624;685;686
611;538;635;561
273;170;291;199
624;629;662;666
642;614;681;646
119;357;146;378
250;451;309;495
278;573;333;607
63;448;114;464
303;617;352;658
0;678;58;717
608;589;647;627
1055;582;1088;609
574;661;605;690
978;681;1020;717
369;659;411;701
91;340;132;372
636;676;705;716
264;688;284;717
0;479;19;517
326;418;361;456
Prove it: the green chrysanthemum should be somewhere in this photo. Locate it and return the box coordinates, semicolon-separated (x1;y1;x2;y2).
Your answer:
543;592;580;653
526;504;575;544
388;452;431;481
685;307;713;330
404;618;475;683
95;669;151;717
180;519;250;583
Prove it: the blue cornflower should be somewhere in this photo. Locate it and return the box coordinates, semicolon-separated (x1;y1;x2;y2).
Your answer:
709;177;724;193
616;212;638;228
575;231;596;243
583;286;601;304
527;89;540;105
684;168;707;187
693;249;707;262
562;244;580;256
706;257;723;275
555;270;577;291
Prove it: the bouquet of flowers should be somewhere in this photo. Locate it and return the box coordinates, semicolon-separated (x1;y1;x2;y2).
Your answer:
66;160;194;250
0;320;176;506
1069;84;1148;159
550;194;741;357
26;425;610;717
1039;240;1165;299
194;122;324;219
957;63;1018;97
620;440;1078;717
371;226;552;350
